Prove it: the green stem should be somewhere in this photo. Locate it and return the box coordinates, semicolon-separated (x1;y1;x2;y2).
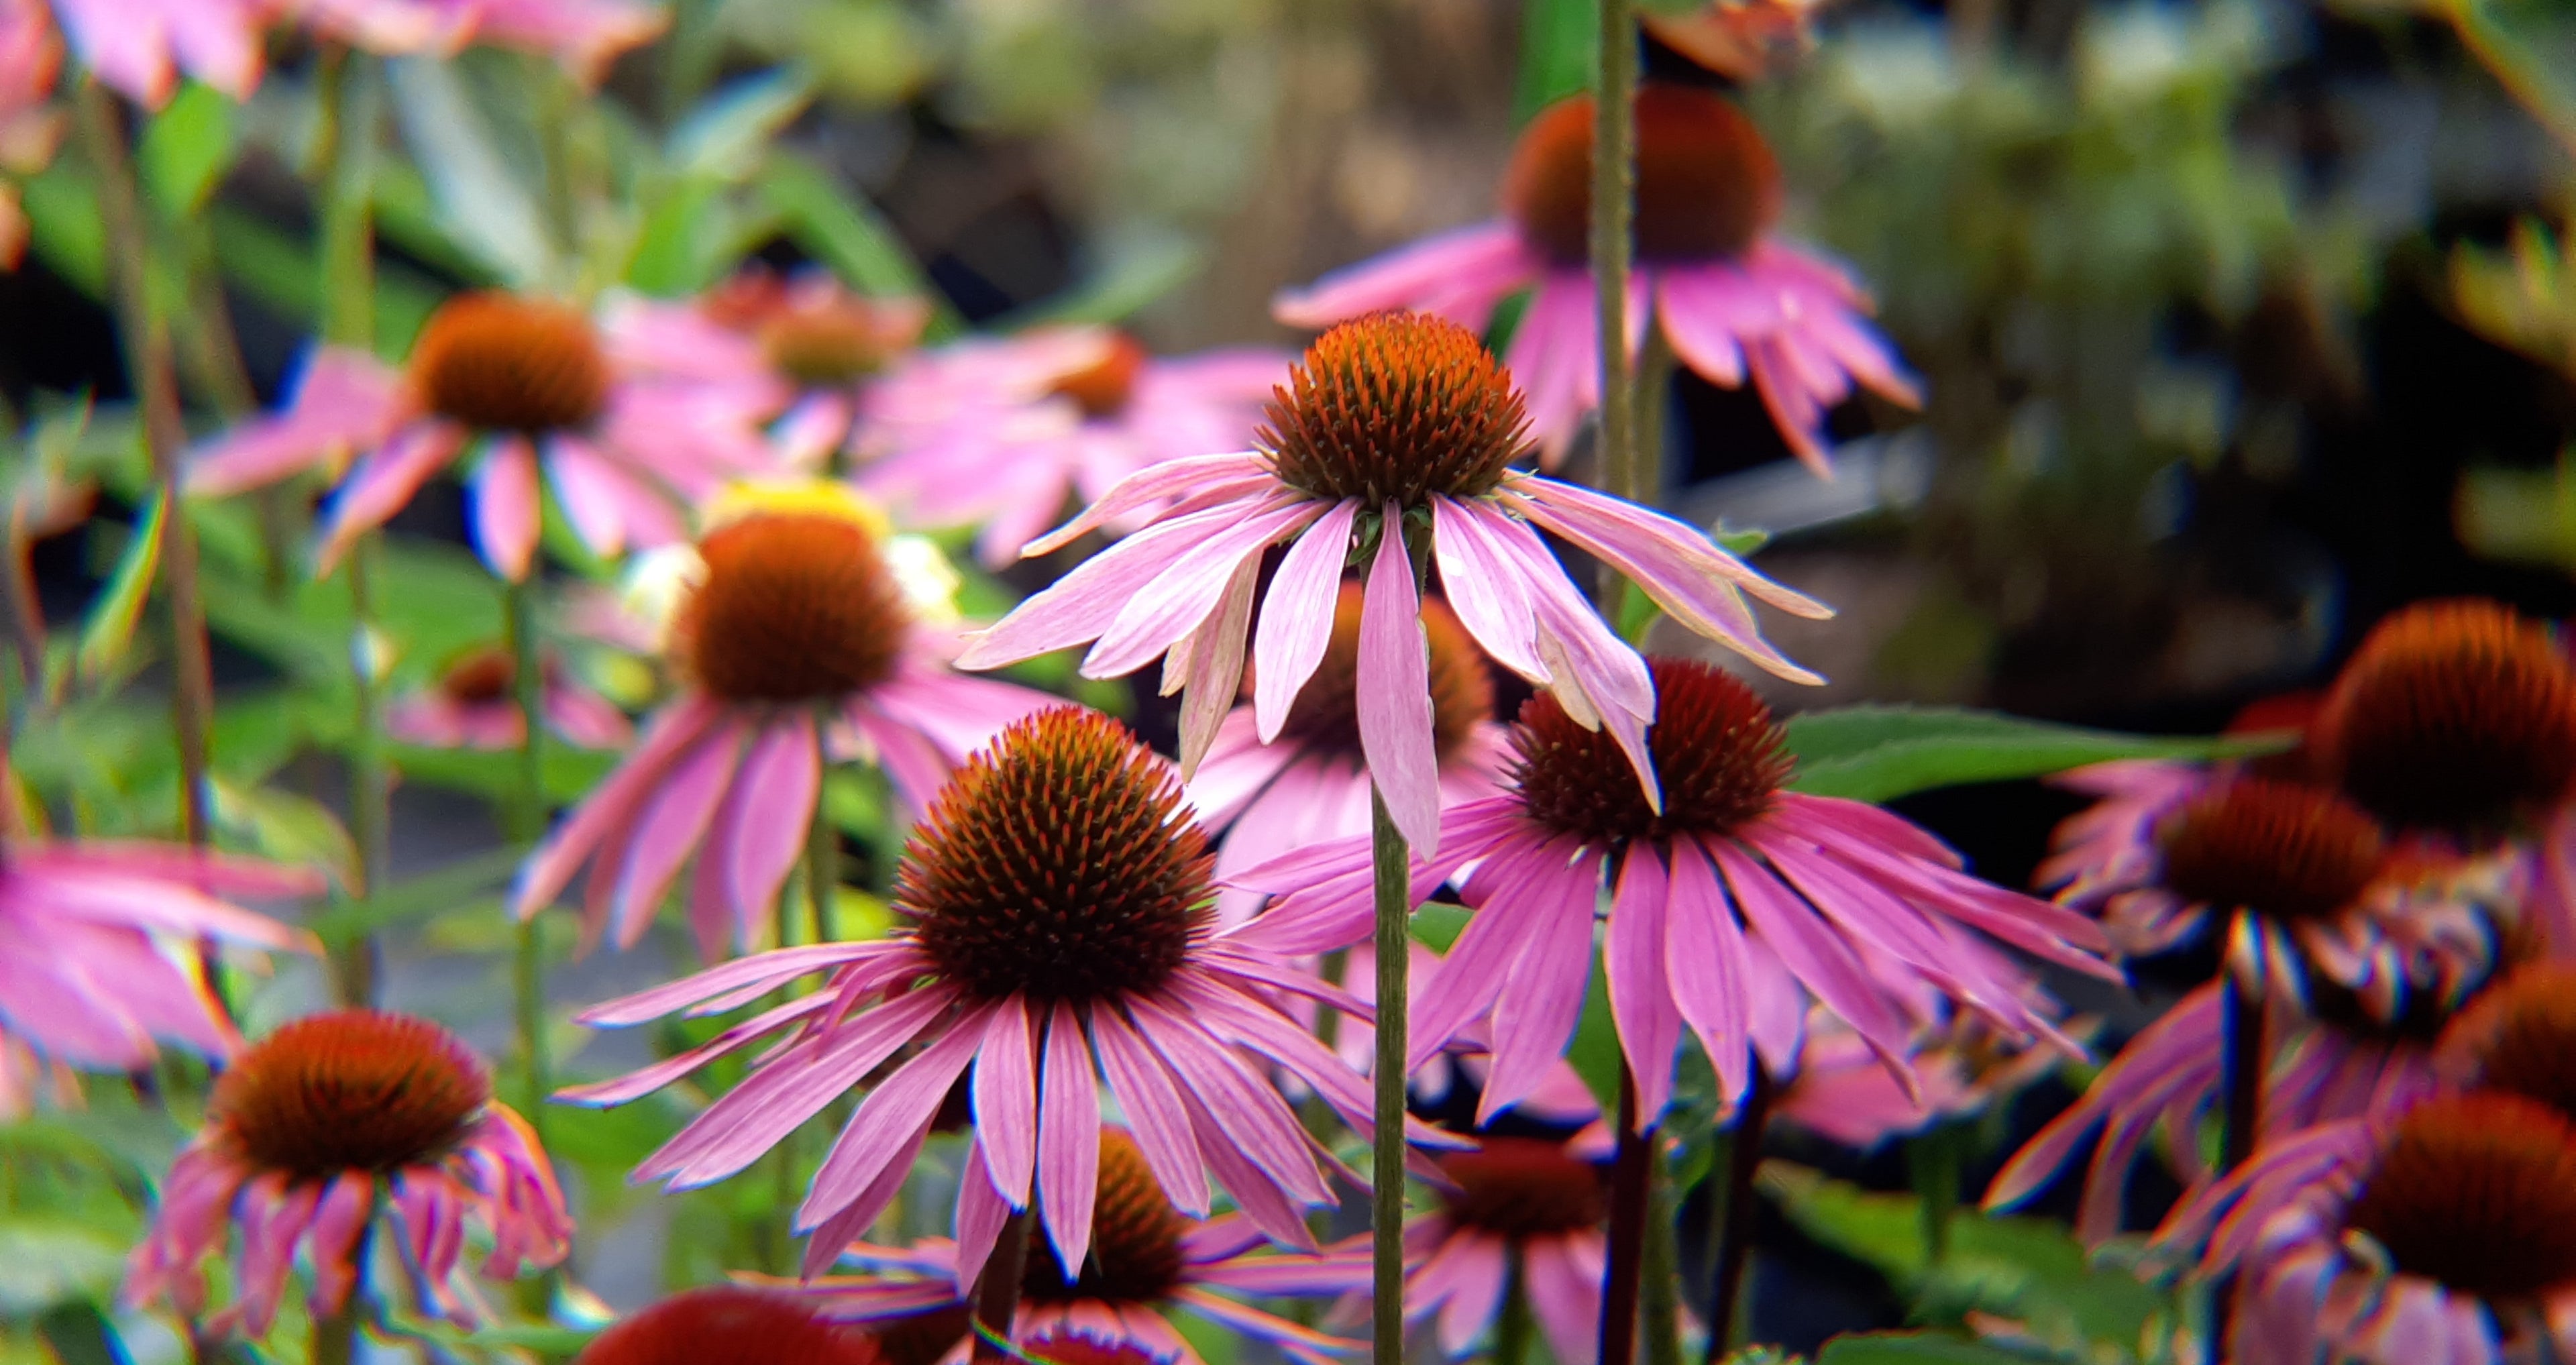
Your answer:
311;1297;358;1365
971;1208;1033;1362
1600;1073;1650;1365
315;47;381;352
1592;0;1640;514
1701;1072;1772;1365
504;578;551;1146
331;539;388;1007
1494;1248;1532;1365
806;757;839;944
1371;783;1411;1365
1642;1154;1683;1365
1633;321;1676;512
1905;1122;1963;1266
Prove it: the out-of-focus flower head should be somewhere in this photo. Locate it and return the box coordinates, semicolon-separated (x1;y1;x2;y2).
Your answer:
1275;86;1918;472
45;0;268;109
386;643;632;751
1644;0;1832;82
572;1285;895;1365
124;1009;572;1335
855;325;1288;569
1376;1132;1614;1364
291;0;665;83
187;291;783;582
1776;1001;2086;1151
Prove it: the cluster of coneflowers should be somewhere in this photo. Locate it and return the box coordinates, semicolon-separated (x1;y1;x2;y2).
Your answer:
4;2;2536;1365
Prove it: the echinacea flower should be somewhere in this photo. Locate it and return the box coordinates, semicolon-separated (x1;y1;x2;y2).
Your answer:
1774;1002;2076;1151
573;1285;894;1365
291;0;664;79
1642;0;1831;80
47;0;264;107
124;1009;572;1335
1186;581;1509;923
564;708;1446;1278
604;271;931;473
799;1128;1363;1365
1273;87;1917;471
1391;1134;1611;1365
2155;1093;2576;1365
1234;656;2112;1130
386;643;632;751
188;291;779;580
958;311;1831;855
511;486;1052;959
856;326;1287;570
0;838;319;1085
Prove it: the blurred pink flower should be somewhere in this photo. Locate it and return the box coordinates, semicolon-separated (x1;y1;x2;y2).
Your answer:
855;326;1287;569
564;709;1453;1278
1644;0;1828;82
125;1010;571;1335
957;312;1829;857
385;644;631;751
1185;582;1508;925
48;0;268;108
794;1130;1363;1365
1234;657;2112;1131
187;293;780;581
0;838;317;1083
1774;1003;2078;1150
2154;1093;2576;1365
1275;85;1917;472
0;0;61;267
512;494;1051;959
293;0;663;80
1375;1134;1613;1365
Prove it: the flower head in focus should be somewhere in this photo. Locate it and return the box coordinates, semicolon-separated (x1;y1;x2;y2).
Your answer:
124;1009;572;1335
574;1285;894;1365
959;311;1833;856
386;644;632;751
1233;656;2112;1130
564;708;1454;1276
800;1128;1363;1365
187;291;782;581
855;326;1287;569
1274;86;1917;472
512;484;1051;959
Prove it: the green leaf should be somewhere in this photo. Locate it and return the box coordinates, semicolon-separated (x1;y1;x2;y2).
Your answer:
1780;706;2290;803
1409;902;1470;951
391;741;616;806
1815;1334;2031;1365
76;494;163;683
139;83;237;218
756;156;959;336
207;207;443;358
0;1223;132;1315
386;55;555;286
19;162;105;296
999;235;1208;328
33;1304;125;1365
1616;578;1662;647
211;778;356;891
1513;0;1597;121
668;68;814;181
306;845;529;944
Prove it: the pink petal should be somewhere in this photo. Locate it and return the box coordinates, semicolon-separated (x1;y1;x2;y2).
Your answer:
1356;502;1441;856
1251;499;1359;741
800;1005;991;1230
1176;557;1260;779
971;997;1038;1208
1036;1001;1102;1274
608;722;746;948
468;436;543;581
1663;838;1754;1105
1428;495;1545;681
317;421;467;573
1090;1006;1213;1215
726;714;823;942
1271;222;1532;329
1604;844;1683;1124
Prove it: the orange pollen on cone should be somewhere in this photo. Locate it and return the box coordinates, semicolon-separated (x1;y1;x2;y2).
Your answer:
1262;581;1493;763
2152;778;2386;924
669;512;910;704
1043;333;1148;421
2441;963;2576;1124
409;292;610;433
2317;598;2576;836
1512;656;1790;845
1018;1130;1189;1305
1503;85;1783;266
571;1287;890;1365
1259;311;1534;507
2344;1093;2576;1301
211;1009;489;1181
1436;1137;1609;1238
902;709;1214;1004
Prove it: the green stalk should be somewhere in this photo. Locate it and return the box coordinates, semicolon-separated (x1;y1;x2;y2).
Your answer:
1370;783;1411;1365
1592;0;1640;510
310;1215;371;1365
1642;1154;1683;1365
1599;1073;1650;1365
806;756;840;944
1494;1248;1532;1365
1906;1121;1964;1266
504;578;551;1147
1701;1074;1772;1365
971;1209;1034;1362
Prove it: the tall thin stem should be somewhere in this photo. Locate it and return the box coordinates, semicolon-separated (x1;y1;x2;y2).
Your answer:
1600;1071;1653;1365
2220;959;2263;1173
971;1209;1034;1362
1370;783;1411;1365
806;756;840;944
1591;0;1640;511
309;1217;370;1365
1642;1156;1684;1365
1494;1248;1532;1365
74;79;215;848
1701;1072;1772;1365
504;578;551;1148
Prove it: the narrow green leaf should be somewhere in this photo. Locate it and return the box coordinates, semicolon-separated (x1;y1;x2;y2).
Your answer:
211;778;356;891
1513;0;1597;121
305;844;529;944
668;68;814;181
19;162;106;296
385;55;555;286
76;494;164;682
1781;706;2290;804
138;83;236;218
1815;1334;2029;1365
1410;902;1470;951
1000;236;1208;329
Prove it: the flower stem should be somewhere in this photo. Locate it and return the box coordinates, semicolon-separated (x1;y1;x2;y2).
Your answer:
310;1296;360;1365
332;538;388;1007
73;78;214;849
1701;1071;1772;1365
1370;782;1411;1365
2220;962;2262;1173
806;767;840;944
1591;0;1640;510
1494;1248;1532;1365
971;1207;1033;1362
1642;1162;1683;1365
504;578;551;1149
1905;1120;1964;1266
1600;1071;1651;1365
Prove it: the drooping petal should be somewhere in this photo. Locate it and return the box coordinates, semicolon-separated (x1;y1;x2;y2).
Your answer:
468;436;543;581
1035;1001;1102;1274
1252;498;1360;741
1355;502;1441;855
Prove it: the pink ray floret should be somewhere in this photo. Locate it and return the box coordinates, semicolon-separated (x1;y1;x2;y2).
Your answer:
48;0;269;108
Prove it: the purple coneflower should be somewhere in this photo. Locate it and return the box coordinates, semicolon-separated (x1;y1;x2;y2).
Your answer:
0;838;317;1091
1389;1134;1613;1365
124;1009;572;1335
2156;1092;2576;1365
1774;1003;2074;1151
798;1129;1362;1365
187;291;778;580
42;0;264;107
855;326;1287;570
386;643;631;751
512;487;1051;959
1187;581;1509;923
957;311;1829;855
564;708;1436;1276
1234;656;2112;1126
1273;87;1916;471
574;1285;896;1365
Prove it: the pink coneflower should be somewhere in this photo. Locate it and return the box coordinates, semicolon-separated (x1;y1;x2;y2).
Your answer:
0;838;319;1084
123;1009;572;1335
1774;1003;2074;1151
0;0;61;268
44;0;265;107
797;1129;1362;1365
1642;0;1829;81
574;1285;896;1365
855;326;1287;570
1187;581;1508;924
2155;1093;2576;1365
1391;1135;1611;1365
604;271;932;472
292;0;664;79
511;488;1051;959
187;291;777;581
564;708;1439;1275
386;643;631;751
1273;87;1917;472
957;311;1830;855
1234;656;2112;1128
